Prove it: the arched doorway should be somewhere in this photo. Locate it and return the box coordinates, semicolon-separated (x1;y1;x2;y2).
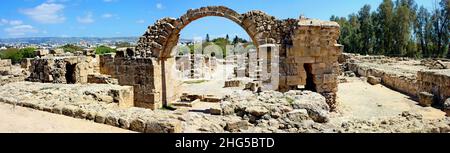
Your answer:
172;17;257;107
136;6;276;107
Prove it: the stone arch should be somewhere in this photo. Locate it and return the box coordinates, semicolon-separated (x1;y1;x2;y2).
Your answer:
136;6;279;59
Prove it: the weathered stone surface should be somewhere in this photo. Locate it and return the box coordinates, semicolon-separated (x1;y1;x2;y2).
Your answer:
27;56;98;84
130;118;146;132
209;106;222;115
367;76;381;85
444;98;450;116
225;118;250;132
224;80;243;87
118;117;131;129
419;92;434;107
246;106;269;117
87;74;118;85
145;119;182;133
286;109;309;122
105;113;120;127
94;112;107;124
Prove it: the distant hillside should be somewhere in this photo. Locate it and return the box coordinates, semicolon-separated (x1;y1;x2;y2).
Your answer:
0;37;139;44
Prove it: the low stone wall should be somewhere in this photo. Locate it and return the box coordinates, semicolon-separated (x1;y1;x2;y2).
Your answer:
417;70;450;105
347;62;418;97
0;82;182;133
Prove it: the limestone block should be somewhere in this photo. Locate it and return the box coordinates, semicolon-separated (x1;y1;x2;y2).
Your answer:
83;49;95;56
50;49;64;55
20;58;32;69
36;49;49;57
145;119;182;133
419;92;434;107
367;76;381;85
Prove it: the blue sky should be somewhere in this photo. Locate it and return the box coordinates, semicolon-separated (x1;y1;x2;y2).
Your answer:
0;0;435;39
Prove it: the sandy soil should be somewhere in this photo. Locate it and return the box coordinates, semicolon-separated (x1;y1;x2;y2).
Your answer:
182;63;245;97
335;77;446;120
0;103;134;133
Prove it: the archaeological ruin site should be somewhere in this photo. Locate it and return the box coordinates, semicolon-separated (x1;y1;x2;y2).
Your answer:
1;6;450;133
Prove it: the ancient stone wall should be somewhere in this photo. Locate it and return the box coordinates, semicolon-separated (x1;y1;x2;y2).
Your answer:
346;61;418;97
0;59;12;75
99;51;181;110
27;55;98;84
418;70;450;105
131;6;342;110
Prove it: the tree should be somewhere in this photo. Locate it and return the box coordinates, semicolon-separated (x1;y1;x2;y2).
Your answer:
358;5;374;54
429;0;449;57
206;34;210;42
232;35;248;45
444;0;450;58
226;34;229;41
377;0;395;55
416;6;432;57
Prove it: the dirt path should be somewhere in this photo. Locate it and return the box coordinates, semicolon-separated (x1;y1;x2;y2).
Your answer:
0;103;134;133
336;77;445;120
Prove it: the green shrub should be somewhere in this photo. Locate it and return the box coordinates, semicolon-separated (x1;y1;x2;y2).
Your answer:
95;45;116;55
59;44;83;53
19;47;36;58
0;47;36;63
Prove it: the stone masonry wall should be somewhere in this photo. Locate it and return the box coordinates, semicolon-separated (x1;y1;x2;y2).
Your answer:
281;19;342;110
347;62;418;97
0;59;12;75
418;70;450;105
28;55;98;84
100;51;181;110
132;6;342;110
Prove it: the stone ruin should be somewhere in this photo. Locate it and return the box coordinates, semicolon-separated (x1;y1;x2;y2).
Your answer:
126;6;342;110
3;6;342;111
341;53;450;115
26;49;100;84
175;54;218;79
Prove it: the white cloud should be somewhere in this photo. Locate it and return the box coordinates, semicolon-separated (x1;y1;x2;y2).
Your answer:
0;19;8;25
0;19;24;26
136;19;145;24
77;12;95;24
4;25;38;36
156;3;163;9
9;20;23;26
102;13;113;18
21;3;66;24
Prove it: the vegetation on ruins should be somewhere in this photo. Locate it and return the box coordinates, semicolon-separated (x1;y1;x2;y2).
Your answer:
0;47;36;63
59;44;84;53
331;0;449;58
95;45;116;55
